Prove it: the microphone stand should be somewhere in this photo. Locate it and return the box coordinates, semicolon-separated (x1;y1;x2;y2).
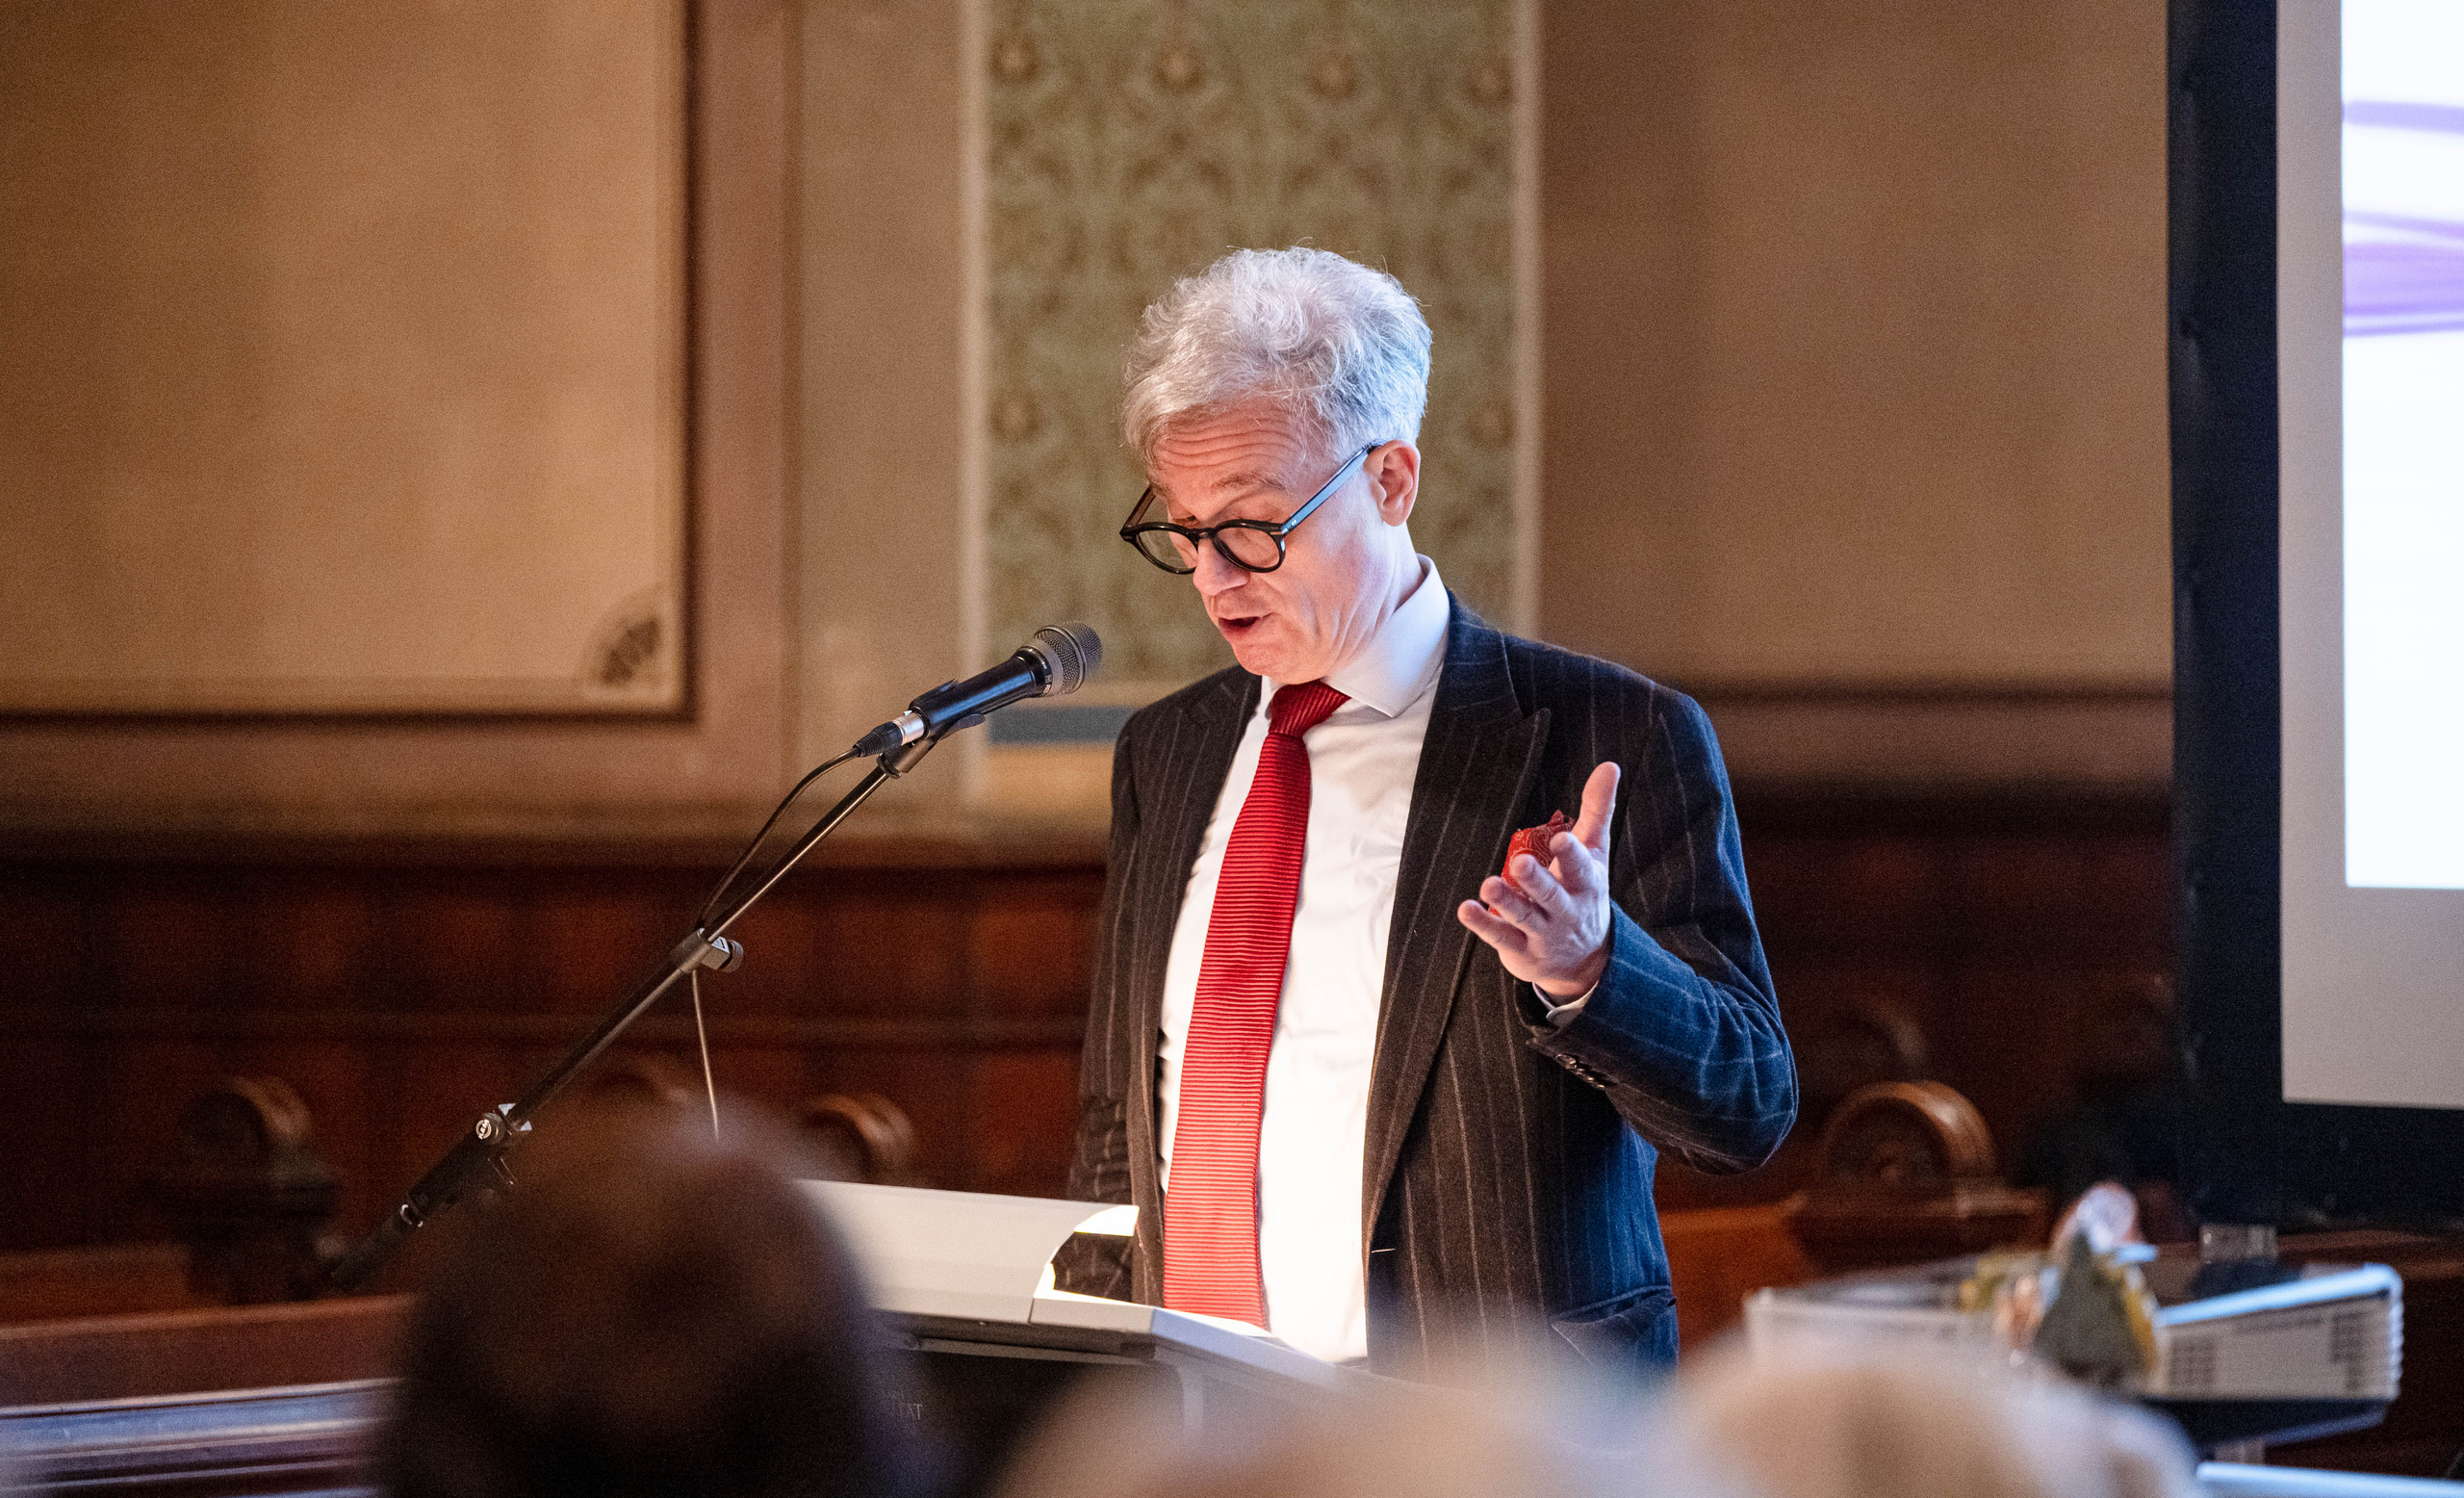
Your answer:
326;734;942;1292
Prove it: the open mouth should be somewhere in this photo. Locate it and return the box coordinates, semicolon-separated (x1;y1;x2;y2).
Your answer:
1215;612;1264;638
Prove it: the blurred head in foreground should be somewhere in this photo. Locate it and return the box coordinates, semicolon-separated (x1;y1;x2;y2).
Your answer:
1660;1342;2197;1498
992;1342;2194;1498
990;1364;1718;1498
378;1101;915;1498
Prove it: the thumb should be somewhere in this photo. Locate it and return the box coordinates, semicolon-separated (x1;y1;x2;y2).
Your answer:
1572;761;1620;857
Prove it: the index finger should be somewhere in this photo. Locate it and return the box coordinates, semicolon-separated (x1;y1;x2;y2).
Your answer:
1570;761;1620;856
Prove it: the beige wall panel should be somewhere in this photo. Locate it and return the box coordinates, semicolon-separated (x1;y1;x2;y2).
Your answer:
0;0;796;836
1541;0;2170;694
0;1;686;712
797;0;975;823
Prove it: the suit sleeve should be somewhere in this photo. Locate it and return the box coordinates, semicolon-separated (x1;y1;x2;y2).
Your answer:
1525;690;1797;1174
1053;715;1142;1298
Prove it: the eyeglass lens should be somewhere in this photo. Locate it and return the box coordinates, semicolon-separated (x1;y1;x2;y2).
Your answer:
1133;524;1282;573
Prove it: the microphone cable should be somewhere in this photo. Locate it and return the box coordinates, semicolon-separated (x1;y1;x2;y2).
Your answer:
690;747;861;939
669;744;864;1136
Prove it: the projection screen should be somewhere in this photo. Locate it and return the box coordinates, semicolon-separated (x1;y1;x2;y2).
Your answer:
2279;0;2464;1110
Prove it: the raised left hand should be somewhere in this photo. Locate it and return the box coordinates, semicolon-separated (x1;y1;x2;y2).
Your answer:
1456;761;1620;998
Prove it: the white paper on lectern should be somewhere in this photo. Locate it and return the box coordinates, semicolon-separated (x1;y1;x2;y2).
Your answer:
804;1180;1132;1324
807;1180;1357;1392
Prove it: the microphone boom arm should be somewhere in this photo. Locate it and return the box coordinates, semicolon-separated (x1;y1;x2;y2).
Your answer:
326;734;941;1292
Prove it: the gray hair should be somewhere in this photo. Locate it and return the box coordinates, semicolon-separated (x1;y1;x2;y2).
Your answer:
1121;247;1432;467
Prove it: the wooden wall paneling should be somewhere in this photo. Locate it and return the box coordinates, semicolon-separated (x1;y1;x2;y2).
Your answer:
0;788;2168;1283
259;884;373;1007
1658;796;2172;1214
960;870;1108;1020
698;1044;814;1118
826;1047;975;1192
1941;833;2170;967
965;1049;1085;1201
0;844;100;1248
796;881;973;1019
0;885;83;1011
711;893;834;1015
1928;830;2172;1171
1936;963;2101;1176
84;1040;214;1246
386;877;525;1010
4;1035;91;1248
1752;834;1953;955
270;1039;376;1259
532;884;694;1013
100;886;230;1013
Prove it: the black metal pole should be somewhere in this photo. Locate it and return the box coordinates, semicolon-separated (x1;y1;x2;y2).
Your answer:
326;736;938;1292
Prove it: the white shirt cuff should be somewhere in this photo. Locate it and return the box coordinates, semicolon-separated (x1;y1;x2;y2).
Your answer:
1542;983;1597;1026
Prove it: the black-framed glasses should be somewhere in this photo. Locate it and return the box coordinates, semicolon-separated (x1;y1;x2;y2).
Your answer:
1118;442;1380;575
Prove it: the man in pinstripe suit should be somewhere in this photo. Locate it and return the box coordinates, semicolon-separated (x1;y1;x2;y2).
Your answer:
1060;247;1796;1379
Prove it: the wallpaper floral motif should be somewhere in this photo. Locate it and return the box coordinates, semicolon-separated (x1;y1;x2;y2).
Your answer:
983;0;1521;685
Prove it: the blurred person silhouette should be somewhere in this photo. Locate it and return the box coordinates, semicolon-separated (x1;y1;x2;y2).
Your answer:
1656;1342;2196;1498
376;1098;928;1498
989;1358;1729;1498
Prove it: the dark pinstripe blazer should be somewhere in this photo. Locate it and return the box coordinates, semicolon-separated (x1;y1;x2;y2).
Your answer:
1057;601;1795;1379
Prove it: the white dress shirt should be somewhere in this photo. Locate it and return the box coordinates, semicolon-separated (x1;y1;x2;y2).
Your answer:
1155;557;1451;1364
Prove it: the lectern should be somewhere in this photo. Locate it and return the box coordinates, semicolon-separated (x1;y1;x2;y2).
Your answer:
807;1182;1360;1493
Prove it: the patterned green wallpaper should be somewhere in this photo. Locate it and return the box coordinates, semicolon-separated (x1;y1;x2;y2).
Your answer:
983;0;1521;685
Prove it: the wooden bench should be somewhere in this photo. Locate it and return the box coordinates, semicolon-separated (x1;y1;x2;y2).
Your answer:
0;1245;205;1328
0;1297;407;1409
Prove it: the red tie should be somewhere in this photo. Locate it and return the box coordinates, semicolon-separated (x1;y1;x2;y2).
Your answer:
1164;680;1348;1327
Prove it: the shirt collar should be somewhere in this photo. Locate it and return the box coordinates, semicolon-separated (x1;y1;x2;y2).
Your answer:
1265;556;1450;720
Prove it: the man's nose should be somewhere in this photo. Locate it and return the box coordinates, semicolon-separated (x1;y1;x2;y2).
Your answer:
1191;541;1247;596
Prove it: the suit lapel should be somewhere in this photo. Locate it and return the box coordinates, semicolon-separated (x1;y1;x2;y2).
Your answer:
1361;604;1549;1247
1126;667;1258;1301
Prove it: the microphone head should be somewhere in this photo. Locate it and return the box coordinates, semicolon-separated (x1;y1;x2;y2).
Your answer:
1026;622;1101;696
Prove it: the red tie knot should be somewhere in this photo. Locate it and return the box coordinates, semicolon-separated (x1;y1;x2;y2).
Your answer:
1268;681;1348;737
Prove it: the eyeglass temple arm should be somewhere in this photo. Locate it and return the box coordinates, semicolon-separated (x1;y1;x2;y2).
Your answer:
1120;439;1380;541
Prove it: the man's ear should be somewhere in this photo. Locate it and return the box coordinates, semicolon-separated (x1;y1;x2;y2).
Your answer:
1367;441;1421;526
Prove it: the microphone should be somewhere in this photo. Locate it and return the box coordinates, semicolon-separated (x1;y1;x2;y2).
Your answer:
849;623;1102;757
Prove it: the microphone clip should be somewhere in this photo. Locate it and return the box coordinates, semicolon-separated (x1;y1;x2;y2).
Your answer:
880;734;942;778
